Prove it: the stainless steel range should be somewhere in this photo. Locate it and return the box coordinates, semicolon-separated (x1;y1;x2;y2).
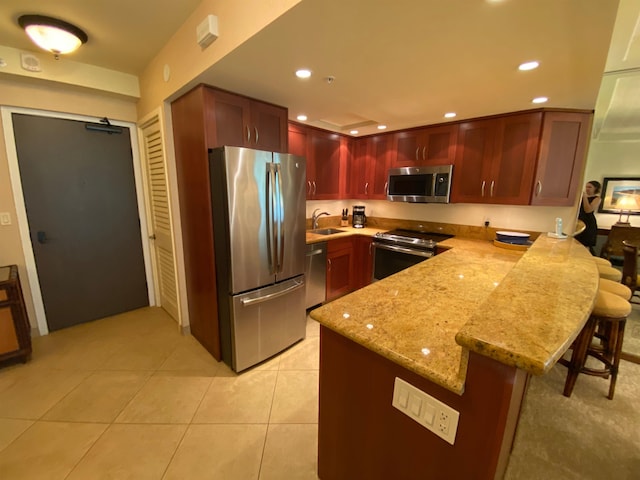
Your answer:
372;229;453;281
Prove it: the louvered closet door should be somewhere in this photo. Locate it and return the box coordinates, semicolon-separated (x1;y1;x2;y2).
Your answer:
141;117;179;322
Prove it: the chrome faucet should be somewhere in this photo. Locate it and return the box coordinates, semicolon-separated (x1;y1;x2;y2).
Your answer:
312;208;331;229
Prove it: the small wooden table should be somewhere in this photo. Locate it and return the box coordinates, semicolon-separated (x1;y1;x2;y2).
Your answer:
0;265;32;367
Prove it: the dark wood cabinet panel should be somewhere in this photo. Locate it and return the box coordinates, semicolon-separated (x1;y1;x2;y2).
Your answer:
171;85;288;360
531;112;591;206
353;236;373;289
326;238;355;301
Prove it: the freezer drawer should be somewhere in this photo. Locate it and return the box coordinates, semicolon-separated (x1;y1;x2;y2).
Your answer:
229;275;306;372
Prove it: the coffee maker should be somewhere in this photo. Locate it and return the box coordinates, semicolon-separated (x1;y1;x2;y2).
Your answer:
352;205;366;228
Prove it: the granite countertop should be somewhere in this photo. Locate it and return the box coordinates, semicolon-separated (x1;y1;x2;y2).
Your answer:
309;234;598;395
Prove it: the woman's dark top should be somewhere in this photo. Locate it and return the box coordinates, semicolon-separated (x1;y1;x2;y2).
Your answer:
576;195;598;247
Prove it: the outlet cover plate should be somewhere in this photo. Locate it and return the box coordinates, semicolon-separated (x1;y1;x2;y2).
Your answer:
392;377;460;445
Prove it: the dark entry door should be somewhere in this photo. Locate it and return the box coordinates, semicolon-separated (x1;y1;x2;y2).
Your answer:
12;113;149;331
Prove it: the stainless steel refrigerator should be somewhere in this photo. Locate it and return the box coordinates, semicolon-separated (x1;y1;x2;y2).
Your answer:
209;146;307;372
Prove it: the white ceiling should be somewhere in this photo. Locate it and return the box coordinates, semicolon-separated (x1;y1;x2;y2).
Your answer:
0;0;639;139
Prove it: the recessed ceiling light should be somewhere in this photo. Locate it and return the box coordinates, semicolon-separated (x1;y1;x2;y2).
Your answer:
377;125;387;130
350;130;359;135
296;114;307;121
444;112;457;118
519;61;540;71
532;96;548;104
295;69;311;79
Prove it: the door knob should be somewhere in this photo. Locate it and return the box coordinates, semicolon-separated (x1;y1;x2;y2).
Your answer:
37;231;48;244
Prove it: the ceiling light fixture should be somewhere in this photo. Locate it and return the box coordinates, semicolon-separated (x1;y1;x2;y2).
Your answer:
377;125;387;130
532;96;548;104
350;130;359;135
444;112;457;118
18;14;88;59
296;114;308;121
295;69;311;79
518;61;539;71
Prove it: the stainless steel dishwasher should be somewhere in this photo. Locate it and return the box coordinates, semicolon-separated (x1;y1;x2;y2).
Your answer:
305;242;326;309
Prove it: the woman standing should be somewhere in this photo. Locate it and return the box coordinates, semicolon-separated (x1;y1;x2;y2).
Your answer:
576;180;601;255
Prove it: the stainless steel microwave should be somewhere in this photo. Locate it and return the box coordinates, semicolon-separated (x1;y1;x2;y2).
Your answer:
387;165;453;203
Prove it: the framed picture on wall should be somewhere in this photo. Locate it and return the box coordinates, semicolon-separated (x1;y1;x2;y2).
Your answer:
598;177;640;214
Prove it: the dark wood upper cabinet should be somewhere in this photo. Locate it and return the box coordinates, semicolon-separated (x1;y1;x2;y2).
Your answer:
288;122;348;200
530;112;592;206
204;87;287;152
451;113;542;205
391;124;458;167
350;134;391;199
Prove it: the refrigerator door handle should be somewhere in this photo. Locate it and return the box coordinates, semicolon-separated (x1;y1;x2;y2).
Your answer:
266;163;278;274
240;278;305;306
275;163;285;273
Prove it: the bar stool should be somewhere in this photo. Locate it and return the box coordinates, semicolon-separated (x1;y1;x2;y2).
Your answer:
598;278;632;300
593;256;612;267
561;290;630;399
597;263;622;282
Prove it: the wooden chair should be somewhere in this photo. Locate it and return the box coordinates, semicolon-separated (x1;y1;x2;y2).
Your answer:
601;225;640;262
622;240;640;304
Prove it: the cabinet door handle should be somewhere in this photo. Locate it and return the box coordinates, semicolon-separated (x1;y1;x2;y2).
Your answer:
365;182;369;195
254;127;259;144
328;258;332;271
307;181;312;195
384;182;388;194
422;146;426;161
246;126;251;142
313;181;317;195
415;147;420;162
481;180;486;197
536;180;542;196
490;180;495;197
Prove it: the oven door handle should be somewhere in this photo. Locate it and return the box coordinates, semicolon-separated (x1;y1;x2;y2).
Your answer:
373;242;434;258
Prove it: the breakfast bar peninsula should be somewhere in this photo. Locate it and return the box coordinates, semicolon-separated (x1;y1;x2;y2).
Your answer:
310;235;598;480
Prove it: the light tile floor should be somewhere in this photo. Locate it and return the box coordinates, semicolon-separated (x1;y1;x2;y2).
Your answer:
0;307;320;480
0;306;638;479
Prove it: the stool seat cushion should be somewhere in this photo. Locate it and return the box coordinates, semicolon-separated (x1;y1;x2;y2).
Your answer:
593;257;612;267
597;264;623;282
592;290;631;318
598;278;632;300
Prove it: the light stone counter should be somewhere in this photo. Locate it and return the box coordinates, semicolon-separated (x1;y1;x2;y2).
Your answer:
310;234;598;395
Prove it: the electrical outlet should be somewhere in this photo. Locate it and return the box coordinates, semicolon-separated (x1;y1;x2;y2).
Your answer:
0;212;11;226
392;377;460;445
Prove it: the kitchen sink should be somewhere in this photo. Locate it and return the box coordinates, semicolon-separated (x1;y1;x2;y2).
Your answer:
309;228;346;235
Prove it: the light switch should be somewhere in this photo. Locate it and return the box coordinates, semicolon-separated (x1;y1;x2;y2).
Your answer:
409;393;422;416
0;212;11;226
397;387;409;408
423;403;435;425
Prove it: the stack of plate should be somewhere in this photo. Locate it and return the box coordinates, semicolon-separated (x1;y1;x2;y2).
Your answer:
495;231;531;244
494;231;532;250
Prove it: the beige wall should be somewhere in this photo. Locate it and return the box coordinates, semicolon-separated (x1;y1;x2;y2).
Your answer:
0;76;138;328
137;0;302;117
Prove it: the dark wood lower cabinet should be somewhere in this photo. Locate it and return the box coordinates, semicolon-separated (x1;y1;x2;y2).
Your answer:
318;326;528;480
325;238;354;301
0;265;32;367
